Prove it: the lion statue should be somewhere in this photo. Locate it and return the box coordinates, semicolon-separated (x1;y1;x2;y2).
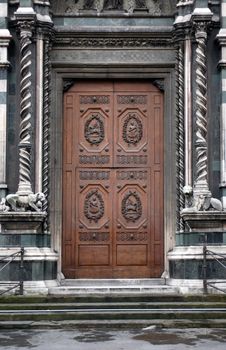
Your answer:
4;192;45;212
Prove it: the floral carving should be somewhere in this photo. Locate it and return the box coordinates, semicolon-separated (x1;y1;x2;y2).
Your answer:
84;114;104;145
84;190;104;222
121;191;142;222
123;114;143;145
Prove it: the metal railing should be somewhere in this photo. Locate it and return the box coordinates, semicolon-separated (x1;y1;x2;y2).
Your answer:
203;240;226;294
0;248;24;295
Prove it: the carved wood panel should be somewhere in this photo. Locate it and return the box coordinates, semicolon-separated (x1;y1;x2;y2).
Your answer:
114;86;150;168
75;84;113;168
62;80;163;278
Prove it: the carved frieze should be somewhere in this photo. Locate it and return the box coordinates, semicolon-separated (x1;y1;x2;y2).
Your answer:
122;113;143;145
80;95;110;104
80;170;110;180
117;155;147;164
84;114;105;145
117;170;147;180
117;95;147;104
79;155;110;164
121;191;142;222
116;232;147;241
79;232;109;241
51;0;177;16
84;189;105;222
56;38;172;48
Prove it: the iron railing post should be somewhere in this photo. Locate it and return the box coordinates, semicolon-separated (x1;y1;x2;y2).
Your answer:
203;235;208;295
19;247;24;295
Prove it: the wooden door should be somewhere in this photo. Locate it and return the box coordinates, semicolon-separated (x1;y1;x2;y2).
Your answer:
62;80;164;278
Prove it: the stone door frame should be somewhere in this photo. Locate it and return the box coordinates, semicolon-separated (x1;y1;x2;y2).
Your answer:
50;66;176;280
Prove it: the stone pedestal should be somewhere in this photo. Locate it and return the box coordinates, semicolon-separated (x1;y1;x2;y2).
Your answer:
0;212;58;294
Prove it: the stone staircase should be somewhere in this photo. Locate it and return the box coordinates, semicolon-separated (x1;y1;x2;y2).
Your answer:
0;294;226;329
49;278;178;295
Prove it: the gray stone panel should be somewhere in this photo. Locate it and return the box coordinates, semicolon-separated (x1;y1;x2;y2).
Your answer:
0;234;50;247
0;261;57;281
170;260;226;280
51;48;175;65
53;17;174;27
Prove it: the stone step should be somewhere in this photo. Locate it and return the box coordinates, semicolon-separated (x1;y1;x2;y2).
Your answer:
0;301;226;311
0;307;226;322
0;295;226;328
61;278;166;287
48;285;179;296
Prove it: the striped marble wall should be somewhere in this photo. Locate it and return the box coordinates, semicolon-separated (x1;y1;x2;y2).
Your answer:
219;0;226;209
0;0;11;198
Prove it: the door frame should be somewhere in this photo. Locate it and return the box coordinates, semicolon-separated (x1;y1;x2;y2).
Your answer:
50;66;176;281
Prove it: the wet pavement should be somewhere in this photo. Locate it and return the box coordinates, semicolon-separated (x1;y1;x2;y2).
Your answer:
0;327;226;349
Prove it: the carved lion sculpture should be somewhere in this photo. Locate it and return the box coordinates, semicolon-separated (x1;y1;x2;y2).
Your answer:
5;192;45;212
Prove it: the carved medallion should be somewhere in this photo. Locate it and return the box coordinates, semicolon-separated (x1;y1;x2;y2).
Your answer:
84;114;104;145
103;0;123;10
123;114;143;145
121;191;142;222
84;190;104;222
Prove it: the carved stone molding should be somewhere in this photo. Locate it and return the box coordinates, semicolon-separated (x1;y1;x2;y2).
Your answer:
42;37;51;231
193;22;210;197
151;79;164;92
16;21;34;196
182;15;223;214
63;80;75;92
51;0;177;16
175;42;185;231
55;36;172;48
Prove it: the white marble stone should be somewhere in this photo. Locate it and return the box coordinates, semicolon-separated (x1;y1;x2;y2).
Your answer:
192;8;213;16
0;80;6;92
15;7;36;15
222;3;226;15
0;3;7;17
0;104;6;184
0;47;7;62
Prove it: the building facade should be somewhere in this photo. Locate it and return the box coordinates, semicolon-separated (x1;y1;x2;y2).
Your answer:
0;0;226;294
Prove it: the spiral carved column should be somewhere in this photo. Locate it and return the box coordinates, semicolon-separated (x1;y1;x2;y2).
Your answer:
193;24;210;197
176;42;185;231
17;23;33;196
42;38;51;231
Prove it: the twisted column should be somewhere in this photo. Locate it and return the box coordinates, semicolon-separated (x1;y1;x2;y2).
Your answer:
42;38;51;230
176;42;185;231
193;24;210;195
17;24;33;196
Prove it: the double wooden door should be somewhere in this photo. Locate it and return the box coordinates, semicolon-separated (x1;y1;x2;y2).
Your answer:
62;80;164;278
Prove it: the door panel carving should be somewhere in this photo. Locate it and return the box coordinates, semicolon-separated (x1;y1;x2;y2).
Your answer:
76;91;113;168
63;80;164;278
114;92;150;168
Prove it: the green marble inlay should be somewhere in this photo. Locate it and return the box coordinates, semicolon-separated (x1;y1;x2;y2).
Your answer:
222;17;226;29
212;161;220;171
175;231;226;246
0;261;57;281
0;92;6;104
170;259;226;280
0;234;51;247
0;18;6;29
195;0;209;8
222;91;226;102
20;0;32;7
222;70;226;80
